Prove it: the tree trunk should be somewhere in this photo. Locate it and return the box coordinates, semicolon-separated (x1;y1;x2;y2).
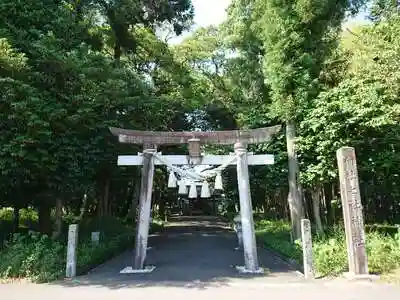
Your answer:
103;177;110;217
159;191;166;221
303;190;312;220
78;194;88;221
39;202;51;235
97;192;103;218
324;183;333;226
122;181;134;217
281;188;289;220
52;198;63;240
312;185;324;235
286;120;304;240
263;190;270;218
12;205;20;233
114;40;122;62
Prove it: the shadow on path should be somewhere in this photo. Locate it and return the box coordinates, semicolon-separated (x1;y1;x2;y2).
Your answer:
54;216;303;290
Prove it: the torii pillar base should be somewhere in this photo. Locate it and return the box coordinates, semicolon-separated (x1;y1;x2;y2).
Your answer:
235;265;264;274
120;265;156;274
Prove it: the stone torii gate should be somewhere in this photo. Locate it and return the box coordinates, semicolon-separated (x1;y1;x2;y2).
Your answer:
110;125;281;274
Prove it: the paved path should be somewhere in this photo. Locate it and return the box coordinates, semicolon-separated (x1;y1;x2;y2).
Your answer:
1;216;400;299
74;215;303;288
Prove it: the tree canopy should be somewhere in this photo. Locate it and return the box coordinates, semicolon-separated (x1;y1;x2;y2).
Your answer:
0;0;399;235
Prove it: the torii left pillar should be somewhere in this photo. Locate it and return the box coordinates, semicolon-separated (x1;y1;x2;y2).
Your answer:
134;147;156;270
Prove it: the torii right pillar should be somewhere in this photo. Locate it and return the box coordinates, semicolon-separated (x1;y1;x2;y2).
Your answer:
235;142;262;273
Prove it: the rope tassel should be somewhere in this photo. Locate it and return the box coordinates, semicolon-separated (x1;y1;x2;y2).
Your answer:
214;172;223;190
178;181;187;195
167;171;177;188
188;182;197;199
200;181;211;198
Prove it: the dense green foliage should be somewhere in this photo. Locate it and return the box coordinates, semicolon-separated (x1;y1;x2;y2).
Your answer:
1;0;400;280
0;0;196;235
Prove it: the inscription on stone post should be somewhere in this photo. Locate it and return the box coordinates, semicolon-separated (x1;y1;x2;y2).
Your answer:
300;219;314;279
66;224;79;278
336;147;369;275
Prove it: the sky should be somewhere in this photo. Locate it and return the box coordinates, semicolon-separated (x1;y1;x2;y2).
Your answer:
168;0;231;44
168;0;370;44
191;0;231;27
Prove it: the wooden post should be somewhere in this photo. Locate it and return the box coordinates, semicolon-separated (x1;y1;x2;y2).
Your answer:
337;147;369;276
66;224;78;278
286;121;304;240
301;219;314;279
134;148;156;270
235;142;260;272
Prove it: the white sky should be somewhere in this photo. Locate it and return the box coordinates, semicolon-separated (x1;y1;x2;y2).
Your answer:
191;0;231;27
168;0;231;44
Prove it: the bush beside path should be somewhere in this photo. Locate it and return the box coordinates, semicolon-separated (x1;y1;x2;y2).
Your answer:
0;216;164;283
255;219;400;280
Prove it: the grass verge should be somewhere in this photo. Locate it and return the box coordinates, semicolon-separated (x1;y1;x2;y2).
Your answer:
255;219;400;278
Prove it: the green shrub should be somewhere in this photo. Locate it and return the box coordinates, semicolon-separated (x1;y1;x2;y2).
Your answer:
76;232;134;275
255;220;303;264
313;228;400;276
0;208;13;221
20;208;39;226
0;220;13;248
256;219;400;277
0;207;38;225
0;207;39;248
78;216;132;241
366;224;399;236
313;227;348;275
367;231;400;273
149;219;164;233
0;217;164;282
0;232;65;282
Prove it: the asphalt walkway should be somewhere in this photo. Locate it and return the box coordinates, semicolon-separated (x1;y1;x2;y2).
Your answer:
73;215;302;288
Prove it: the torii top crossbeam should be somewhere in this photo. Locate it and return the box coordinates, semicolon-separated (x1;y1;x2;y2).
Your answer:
109;126;281;146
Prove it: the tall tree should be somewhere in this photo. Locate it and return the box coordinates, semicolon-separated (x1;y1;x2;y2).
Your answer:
72;0;194;61
370;0;400;22
228;0;367;239
299;14;400;223
0;0;195;232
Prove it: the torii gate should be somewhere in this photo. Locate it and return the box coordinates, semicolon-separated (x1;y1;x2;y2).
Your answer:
110;125;281;274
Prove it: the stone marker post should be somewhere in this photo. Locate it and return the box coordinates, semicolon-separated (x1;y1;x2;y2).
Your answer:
66;224;78;278
91;231;100;245
235;142;260;272
300;219;314;279
337;147;369;276
233;214;243;250
134;148;156;270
